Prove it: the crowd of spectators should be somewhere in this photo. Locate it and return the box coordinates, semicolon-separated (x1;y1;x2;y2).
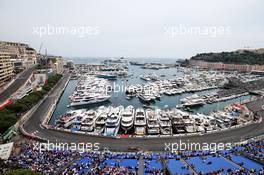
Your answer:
1;140;264;175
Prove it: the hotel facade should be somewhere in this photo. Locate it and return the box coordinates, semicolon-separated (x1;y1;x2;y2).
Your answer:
0;52;14;87
0;41;37;71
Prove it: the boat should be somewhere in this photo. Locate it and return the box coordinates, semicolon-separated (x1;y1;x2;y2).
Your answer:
180;94;201;103
140;75;151;81
56;109;85;128
121;105;135;133
94;112;108;134
70;116;83;131
96;106;110;116
182;114;196;133
96;73;117;80
170;109;186;134
146;109;160;135
182;99;206;107
80;109;96;132
134;108;147;135
154;92;161;100
158;110;172;135
69;75;112;107
138;93;155;102
69;93;111;107
104;106;124;136
203;119;214;132
164;91;172;96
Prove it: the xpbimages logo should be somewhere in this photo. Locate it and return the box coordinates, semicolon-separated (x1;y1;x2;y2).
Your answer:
33;141;100;153
32;24;100;38
164;140;232;153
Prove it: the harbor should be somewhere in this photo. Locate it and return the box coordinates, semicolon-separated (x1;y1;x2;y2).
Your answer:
47;58;261;138
54;103;255;137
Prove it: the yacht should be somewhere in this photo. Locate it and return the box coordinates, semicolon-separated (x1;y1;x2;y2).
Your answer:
170;109;186;134
179;94;206;107
182;99;206;107
97;106;110;116
182;114;196;133
68;75;112;107
121;105;135;133
56;109;85;128
94;112;108;134
104;106;124;136
69;114;84;131
196;113;214;132
146;109;160;135
158;110;172;135
203;119;214;132
96;73;117;80
154;92;161;100
180;94;202;103
80;110;96;132
138;93;155;102
69;93;111;107
134;108;147;135
93;106;110;134
140;75;151;81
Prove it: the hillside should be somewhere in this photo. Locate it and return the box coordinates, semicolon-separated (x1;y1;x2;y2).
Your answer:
190;49;264;65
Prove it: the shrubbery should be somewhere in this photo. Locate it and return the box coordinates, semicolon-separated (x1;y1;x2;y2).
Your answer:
0;74;62;134
191;51;264;65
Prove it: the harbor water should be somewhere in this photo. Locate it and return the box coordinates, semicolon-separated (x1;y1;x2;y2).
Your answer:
49;58;252;125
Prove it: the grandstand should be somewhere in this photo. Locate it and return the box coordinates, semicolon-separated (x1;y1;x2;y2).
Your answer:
1;140;264;175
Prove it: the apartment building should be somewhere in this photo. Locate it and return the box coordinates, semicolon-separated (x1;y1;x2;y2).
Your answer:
0;41;37;70
48;56;64;74
0;52;14;87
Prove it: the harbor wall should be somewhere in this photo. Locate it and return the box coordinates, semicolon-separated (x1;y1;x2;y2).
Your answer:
189;60;264;72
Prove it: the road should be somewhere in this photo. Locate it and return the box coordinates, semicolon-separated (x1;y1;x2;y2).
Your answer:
0;67;35;102
22;74;264;152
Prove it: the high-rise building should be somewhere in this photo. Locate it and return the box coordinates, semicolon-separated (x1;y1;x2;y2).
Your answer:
0;52;14;87
0;41;37;70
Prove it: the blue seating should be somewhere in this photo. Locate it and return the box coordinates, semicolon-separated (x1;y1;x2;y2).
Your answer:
119;159;138;168
186;155;240;174
71;157;92;174
167;159;190;175
144;159;163;175
231;155;263;171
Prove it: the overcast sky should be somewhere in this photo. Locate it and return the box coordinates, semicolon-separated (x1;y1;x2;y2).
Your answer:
0;0;263;58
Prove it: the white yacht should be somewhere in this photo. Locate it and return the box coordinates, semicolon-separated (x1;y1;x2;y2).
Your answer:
80;109;96;132
104;106;124;136
157;110;172;135
182;99;206;107
170;109;186;134
94;112;108;134
138;93;155;102
68;75;112;107
56;109;85;128
97;106;110;116
180;94;206;107
69;93;111;107
182;114;196;133
134;108;147;135
146;109;160;135
195;113;214;132
203;119;214;132
121;105;135;133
